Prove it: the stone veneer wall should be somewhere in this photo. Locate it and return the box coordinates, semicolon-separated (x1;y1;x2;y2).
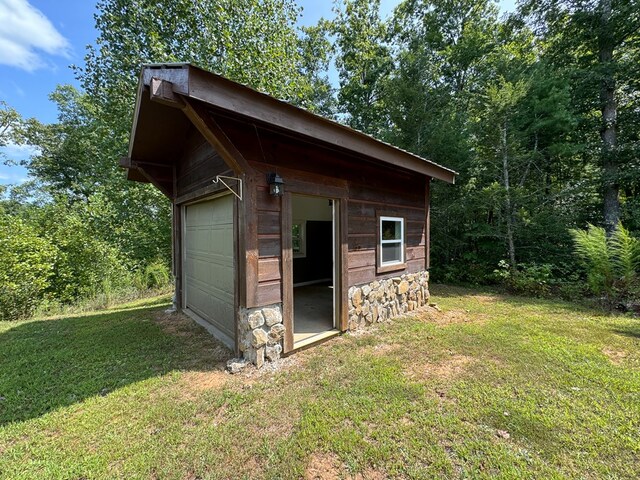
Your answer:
347;271;429;331
238;304;285;368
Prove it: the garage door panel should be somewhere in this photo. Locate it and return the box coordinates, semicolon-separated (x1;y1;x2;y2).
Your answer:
184;195;235;342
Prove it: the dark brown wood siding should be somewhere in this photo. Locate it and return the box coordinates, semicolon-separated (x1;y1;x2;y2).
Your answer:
175;126;232;199
346;180;427;286
208;113;428;307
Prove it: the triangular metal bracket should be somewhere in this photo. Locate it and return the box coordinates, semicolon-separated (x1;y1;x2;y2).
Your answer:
213;175;243;201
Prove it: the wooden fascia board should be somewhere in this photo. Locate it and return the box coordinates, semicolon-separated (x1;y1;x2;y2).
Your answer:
127;71;148;158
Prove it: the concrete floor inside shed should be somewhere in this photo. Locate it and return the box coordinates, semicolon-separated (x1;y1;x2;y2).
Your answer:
293;283;335;344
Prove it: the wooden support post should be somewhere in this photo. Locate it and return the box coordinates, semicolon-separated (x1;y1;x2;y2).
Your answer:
425;177;431;270
339;198;349;331
281;192;294;353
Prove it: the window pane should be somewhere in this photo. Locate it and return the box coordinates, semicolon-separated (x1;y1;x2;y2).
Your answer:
292;224;301;253
382;242;402;263
381;220;401;240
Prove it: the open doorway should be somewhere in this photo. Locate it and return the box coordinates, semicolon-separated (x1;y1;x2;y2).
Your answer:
291;194;337;345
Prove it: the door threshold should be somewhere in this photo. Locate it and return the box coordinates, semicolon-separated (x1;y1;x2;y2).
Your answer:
290;329;340;353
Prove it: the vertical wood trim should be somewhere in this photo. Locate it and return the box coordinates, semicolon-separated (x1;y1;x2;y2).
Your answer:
425;177;431;270
172;203;183;309
180;204;187;309
233;192;241;356
339;198;349;331
244;172;259;307
281;192;294;353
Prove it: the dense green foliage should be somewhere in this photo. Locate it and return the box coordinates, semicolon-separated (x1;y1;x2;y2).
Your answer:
0;213;55;321
1;0;639;319
326;0;639;297
571;223;640;305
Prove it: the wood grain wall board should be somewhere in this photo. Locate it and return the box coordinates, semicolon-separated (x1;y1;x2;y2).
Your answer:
258;257;281;283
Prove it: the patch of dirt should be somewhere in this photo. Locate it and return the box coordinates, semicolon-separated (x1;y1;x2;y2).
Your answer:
405;354;476;382
153;311;232;368
349;468;388;480
170;368;230;403
180;370;228;391
412;307;487;326
305;453;388;480
602;347;628;365
305;452;347;480
369;343;396;356
469;294;502;304
154;311;199;337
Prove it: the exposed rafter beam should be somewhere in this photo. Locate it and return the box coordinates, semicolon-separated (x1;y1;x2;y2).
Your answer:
149;77;185;108
180;97;251;174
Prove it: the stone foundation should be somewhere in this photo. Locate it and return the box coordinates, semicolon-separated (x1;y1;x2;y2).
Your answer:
237;271;429;368
347;271;429;330
238;304;284;368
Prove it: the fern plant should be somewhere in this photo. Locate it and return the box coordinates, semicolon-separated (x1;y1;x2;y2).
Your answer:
570;223;640;306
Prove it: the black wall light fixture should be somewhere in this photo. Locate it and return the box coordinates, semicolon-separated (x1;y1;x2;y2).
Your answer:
267;173;284;197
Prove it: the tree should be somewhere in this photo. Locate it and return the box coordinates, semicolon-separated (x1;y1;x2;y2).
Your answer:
297;23;337;117
0;213;56;321
519;0;640;233
331;0;393;136
0;100;21;163
21;86;117;201
76;0;311;140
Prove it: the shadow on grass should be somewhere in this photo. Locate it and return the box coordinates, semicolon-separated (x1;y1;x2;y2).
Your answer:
0;302;231;426
612;326;640;340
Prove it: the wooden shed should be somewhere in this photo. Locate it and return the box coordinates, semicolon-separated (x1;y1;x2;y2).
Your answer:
122;63;456;366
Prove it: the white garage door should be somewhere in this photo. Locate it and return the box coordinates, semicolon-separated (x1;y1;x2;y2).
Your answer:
184;194;235;345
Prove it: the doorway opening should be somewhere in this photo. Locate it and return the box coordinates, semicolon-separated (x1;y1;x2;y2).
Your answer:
291;194;338;345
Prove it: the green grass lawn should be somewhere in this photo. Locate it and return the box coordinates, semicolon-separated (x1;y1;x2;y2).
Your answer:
0;286;638;479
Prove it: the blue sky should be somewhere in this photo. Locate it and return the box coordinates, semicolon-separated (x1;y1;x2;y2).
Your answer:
0;0;515;185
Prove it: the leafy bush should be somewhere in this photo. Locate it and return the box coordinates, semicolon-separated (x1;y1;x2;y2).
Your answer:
493;260;556;297
570;223;640;306
0;214;56;321
133;259;171;291
30;202;132;305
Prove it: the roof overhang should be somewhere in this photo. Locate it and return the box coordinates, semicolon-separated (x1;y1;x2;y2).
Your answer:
125;63;457;184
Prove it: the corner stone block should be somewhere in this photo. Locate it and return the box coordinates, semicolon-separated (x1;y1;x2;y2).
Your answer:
352;288;363;308
251;328;268;347
268;323;286;344
263;307;282;327
248;311;265;329
255;346;265;368
266;344;282;362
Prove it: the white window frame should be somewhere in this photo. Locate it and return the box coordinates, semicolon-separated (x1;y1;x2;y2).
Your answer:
292;220;306;258
379;216;405;266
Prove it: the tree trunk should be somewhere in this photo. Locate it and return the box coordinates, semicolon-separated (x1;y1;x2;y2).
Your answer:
502;118;517;275
599;0;619;234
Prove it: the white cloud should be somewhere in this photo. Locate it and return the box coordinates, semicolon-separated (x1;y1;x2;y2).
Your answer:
0;166;30;184
0;0;70;71
0;141;39;161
